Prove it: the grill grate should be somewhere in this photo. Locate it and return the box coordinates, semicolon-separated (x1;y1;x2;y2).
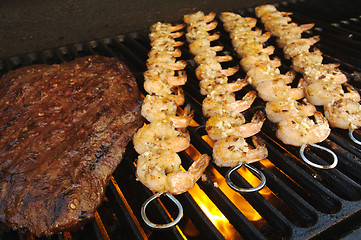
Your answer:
1;0;361;239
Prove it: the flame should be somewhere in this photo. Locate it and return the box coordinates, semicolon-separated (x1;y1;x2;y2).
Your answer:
188;183;237;239
185;136;275;238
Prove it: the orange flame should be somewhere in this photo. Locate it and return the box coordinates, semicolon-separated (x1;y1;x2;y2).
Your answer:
188;184;237;239
185;138;275;238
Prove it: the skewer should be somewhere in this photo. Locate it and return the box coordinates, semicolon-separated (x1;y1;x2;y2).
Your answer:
226;163;266;193
256;4;361;147
185;11;267;193
300;144;338;169
135;21;210;229
221;11;338;170
141;192;183;229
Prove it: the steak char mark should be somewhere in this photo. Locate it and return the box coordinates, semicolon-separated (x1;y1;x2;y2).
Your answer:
0;55;144;236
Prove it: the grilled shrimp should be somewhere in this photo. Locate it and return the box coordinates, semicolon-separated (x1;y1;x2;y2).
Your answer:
144;68;187;86
199;77;248;95
195;61;238;81
255;78;305;102
188;38;223;56
304;81;360;106
292;49;323;73
246;64;295;87
223;17;257;32
183;11;216;24
136;149;210;194
276;111;331;146
236;41;274;59
193;48;232;65
283;36;320;59
149;22;184;41
240;52;281;72
141;95;193;128
213;136;268;167
275;23;315;48
220;12;257;31
143;77;185;106
324;98;361;130
229;28;264;45
206;111;265;140
133;122;190;154
255;4;279;18
148;47;182;58
202;91;257;117
265;98;316;123
150;36;182;52
303;64;348;85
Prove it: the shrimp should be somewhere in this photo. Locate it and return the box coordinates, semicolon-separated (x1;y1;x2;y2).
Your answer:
221;15;257;32
324;98;361;129
212;136;268;167
246;64;295;87
148;47;182;58
185;13;218;43
276;111;331;146
263;16;293;32
147;59;187;71
275;23;315;48
236;41;274;59
220;12;257;27
195;61;238;81
206;111;265;140
202;91;257;117
292;49;323;73
303;64;348;85
183;11;216;24
255;78;305;102
194;49;232;65
143;77;185;105
149;22;184;41
189;38;223;56
141;95;193;128
144;68;187;86
136;149;210;194
240;52;281;72
265;98;316;123
150;36;182;51
255;4;279;18
283;36;320;59
146;53;176;67
229;28;264;44
304;81;360;106
260;11;292;24
199;77;248;95
133;122;190;154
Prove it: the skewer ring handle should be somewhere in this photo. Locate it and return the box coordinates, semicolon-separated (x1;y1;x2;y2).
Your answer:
141;192;183;229
226;162;266;193
300;143;338;169
349;127;361;145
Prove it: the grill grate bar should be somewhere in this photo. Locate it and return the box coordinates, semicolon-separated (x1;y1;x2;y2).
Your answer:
176;192;227;240
255;161;318;227
261;133;342;214
106;178;147;240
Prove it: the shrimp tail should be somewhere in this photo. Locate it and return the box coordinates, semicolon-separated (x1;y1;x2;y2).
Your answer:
246;136;268;163
167;154;210;195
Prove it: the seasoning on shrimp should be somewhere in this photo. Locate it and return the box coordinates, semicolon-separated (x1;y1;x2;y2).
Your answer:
276;111;331;146
212;136;268;167
136;149;210;195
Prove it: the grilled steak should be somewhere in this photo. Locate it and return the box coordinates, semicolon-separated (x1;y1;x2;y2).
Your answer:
0;55;144;236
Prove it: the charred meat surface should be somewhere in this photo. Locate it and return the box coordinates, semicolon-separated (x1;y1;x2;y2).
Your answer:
0;55;144;236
